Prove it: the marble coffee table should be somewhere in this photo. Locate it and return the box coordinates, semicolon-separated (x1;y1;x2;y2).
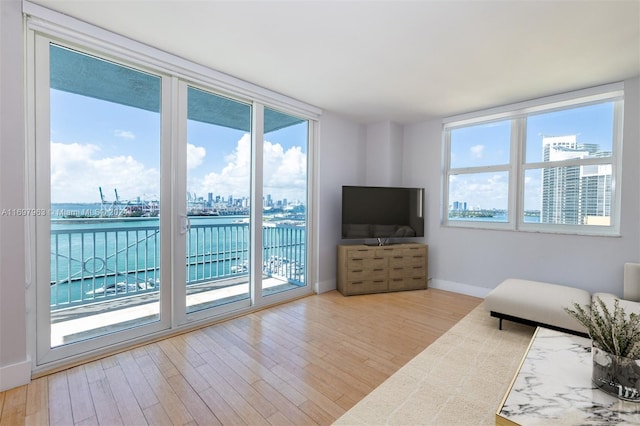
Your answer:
496;327;640;425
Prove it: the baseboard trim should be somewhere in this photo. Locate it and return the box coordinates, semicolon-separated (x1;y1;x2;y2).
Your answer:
317;278;490;298
316;278;336;294
430;279;492;298
0;356;31;391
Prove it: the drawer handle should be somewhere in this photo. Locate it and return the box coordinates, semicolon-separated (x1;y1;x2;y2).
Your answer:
373;269;384;271
353;269;363;273
352;281;363;285
373;280;385;283
352;257;364;261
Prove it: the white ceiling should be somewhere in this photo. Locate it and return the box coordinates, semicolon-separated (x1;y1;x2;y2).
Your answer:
29;0;640;124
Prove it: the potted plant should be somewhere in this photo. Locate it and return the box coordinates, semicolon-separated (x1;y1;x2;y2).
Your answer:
565;296;640;401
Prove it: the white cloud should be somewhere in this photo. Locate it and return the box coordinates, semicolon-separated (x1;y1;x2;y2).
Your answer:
523;173;542;210
470;144;484;158
187;143;206;170
52;133;307;205
265;142;306;197
114;130;135;140
449;173;508;209
450;172;543;211
51;142;159;203
197;134;250;199
196;134;306;202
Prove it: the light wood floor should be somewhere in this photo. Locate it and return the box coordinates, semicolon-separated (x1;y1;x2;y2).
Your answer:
0;288;481;426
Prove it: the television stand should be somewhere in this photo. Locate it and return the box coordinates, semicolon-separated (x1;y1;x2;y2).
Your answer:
336;243;428;295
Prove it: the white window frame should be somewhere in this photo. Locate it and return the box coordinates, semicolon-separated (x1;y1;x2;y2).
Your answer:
442;82;624;236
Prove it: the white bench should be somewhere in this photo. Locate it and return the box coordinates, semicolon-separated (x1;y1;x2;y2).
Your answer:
484;278;590;337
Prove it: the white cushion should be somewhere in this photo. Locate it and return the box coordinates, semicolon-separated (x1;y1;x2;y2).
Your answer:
485;278;590;334
593;292;640;317
624;263;640;302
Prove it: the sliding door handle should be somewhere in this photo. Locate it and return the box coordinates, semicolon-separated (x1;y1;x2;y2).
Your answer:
179;213;191;235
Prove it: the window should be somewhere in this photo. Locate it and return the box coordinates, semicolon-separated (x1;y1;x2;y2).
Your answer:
443;84;624;235
447;120;512;223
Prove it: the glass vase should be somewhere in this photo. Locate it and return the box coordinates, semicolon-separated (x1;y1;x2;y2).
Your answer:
592;345;640;402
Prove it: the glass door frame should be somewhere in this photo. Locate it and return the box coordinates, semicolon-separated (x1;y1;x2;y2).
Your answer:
30;33;174;366
174;81;257;325
174;84;317;324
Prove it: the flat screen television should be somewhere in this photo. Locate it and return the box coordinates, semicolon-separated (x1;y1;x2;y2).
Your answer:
341;185;424;243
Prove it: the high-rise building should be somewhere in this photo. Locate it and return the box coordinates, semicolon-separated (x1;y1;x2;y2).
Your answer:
580;164;612;225
451;201;468;212
540;135;611;225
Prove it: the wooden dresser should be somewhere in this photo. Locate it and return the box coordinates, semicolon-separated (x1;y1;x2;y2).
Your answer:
337;243;428;296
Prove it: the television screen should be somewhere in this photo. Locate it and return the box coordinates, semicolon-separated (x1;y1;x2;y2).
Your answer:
341;186;424;240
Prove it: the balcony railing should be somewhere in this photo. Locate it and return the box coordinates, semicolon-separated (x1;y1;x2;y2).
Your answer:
50;220;305;310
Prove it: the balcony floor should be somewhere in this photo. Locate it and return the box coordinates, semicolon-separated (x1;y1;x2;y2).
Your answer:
51;276;301;346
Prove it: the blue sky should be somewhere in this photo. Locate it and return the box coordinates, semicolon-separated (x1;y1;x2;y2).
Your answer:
448;102;615;211
50;89;308;204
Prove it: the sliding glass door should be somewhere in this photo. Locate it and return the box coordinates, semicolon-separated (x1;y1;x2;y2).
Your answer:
261;108;309;297
36;40;171;364
30;30;315;369
183;86;252;317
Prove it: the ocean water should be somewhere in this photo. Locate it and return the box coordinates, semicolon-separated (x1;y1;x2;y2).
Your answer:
449;212;541;223
49;204;305;308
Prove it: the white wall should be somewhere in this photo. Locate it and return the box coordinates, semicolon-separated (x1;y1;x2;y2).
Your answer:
0;0;30;391
403;76;640;298
316;118;407;293
316;112;365;292
364;121;403;186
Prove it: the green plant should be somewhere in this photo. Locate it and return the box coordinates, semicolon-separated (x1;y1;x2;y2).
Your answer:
565;296;640;359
